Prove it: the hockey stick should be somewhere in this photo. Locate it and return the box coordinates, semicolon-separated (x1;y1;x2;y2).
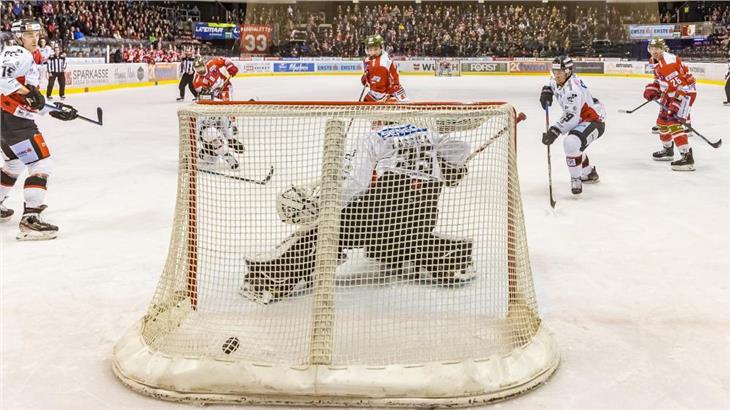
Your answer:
618;99;652;114
545;109;556;208
199;165;274;185
45;103;103;126
683;123;722;149
652;100;722;149
344;86;369;136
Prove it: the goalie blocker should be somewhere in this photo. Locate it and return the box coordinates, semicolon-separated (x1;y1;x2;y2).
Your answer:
242;123;473;304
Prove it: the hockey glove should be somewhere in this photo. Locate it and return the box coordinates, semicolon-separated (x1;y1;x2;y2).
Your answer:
667;98;685;122
49;102;78;121
542;126;560;146
643;82;661;101
24;85;45;111
539;85;553;109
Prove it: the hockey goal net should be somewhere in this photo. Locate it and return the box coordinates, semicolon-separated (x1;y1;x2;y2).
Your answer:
113;101;558;407
435;59;461;76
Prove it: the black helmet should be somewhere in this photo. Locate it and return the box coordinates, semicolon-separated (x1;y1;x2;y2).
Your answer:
551;55;574;73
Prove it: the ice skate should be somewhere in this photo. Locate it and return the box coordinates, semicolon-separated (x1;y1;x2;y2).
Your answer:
652;143;674;161
671;148;695;171
17;205;58;241
581;167;599;184
0;197;13;222
571;177;582;195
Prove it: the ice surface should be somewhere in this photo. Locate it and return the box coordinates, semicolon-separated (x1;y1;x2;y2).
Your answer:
1;75;728;409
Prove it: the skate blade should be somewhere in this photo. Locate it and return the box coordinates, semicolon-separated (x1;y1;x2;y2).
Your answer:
16;230;58;241
1;215;13;223
581;178;599;184
671;164;695;171
652;157;674;162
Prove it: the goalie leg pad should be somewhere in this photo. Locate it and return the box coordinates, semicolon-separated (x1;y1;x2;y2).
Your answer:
241;228;318;304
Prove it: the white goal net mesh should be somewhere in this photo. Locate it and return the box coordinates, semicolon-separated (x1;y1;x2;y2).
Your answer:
113;102;558;407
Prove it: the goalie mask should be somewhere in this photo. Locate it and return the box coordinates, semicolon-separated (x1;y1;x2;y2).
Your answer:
193;56;206;74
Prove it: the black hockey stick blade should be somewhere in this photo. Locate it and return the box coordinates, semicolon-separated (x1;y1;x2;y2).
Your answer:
618;99;651;114
96;107;103;126
200;166;274;185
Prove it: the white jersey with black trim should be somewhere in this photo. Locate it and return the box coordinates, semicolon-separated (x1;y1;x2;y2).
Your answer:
341;123;470;206
547;74;606;135
0;45;46;119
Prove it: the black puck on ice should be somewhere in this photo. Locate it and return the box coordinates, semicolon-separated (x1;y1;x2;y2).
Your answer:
222;336;240;354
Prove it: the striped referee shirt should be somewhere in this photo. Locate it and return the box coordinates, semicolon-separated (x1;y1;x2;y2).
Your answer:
180;57;194;75
47;53;67;73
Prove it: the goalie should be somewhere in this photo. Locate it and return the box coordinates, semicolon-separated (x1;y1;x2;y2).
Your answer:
241;122;475;304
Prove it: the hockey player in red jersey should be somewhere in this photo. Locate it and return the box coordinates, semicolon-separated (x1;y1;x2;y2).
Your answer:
1;20;78;240
191;56;243;169
643;38;697;171
361;35;408;102
192;56;238;101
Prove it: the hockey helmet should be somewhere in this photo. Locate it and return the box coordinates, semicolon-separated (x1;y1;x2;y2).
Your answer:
647;38;667;51
193;56;206;74
365;34;384;48
551;55;574;77
11;19;42;43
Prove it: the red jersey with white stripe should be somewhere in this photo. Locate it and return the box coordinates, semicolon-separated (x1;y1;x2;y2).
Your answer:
192;57;238;101
652;52;696;98
363;51;405;100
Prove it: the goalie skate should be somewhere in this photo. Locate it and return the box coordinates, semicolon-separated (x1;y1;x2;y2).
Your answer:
404;234;476;286
240;229;317;304
0;197;13;222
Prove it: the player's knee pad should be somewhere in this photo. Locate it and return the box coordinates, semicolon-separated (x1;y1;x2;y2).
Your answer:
563;134;582;156
277;181;320;225
27;156;52;177
2;158;25;177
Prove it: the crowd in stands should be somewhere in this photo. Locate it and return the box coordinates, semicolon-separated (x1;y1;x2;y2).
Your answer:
248;2;659;58
1;1;729;60
2;0;180;43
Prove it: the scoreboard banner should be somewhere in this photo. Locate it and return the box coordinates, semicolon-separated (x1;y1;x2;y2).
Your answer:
240;25;273;55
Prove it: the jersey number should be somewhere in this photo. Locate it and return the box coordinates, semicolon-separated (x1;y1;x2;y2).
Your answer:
1;65;16;78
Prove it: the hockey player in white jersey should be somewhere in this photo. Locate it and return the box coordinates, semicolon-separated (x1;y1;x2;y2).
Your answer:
241;122;474;304
1;20;78;240
540;56;606;195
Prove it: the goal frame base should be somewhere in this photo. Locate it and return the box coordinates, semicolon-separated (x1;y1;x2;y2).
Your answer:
112;320;559;407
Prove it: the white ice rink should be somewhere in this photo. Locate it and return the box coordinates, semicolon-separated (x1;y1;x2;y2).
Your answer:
1;74;729;409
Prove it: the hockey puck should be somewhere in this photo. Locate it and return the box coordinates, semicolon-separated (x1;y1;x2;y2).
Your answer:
222;336;240;354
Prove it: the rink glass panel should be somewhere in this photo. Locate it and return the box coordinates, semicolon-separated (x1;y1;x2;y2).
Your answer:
112;102;558;406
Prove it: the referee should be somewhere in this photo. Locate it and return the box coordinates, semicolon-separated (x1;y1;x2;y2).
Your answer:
46;46;67;100
177;49;197;101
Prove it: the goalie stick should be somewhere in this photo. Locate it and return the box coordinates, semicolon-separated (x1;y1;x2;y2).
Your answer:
45;102;103;126
199;165;274;185
465;112;527;163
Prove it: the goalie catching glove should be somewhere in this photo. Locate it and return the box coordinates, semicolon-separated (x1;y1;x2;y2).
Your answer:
49;102;78;121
